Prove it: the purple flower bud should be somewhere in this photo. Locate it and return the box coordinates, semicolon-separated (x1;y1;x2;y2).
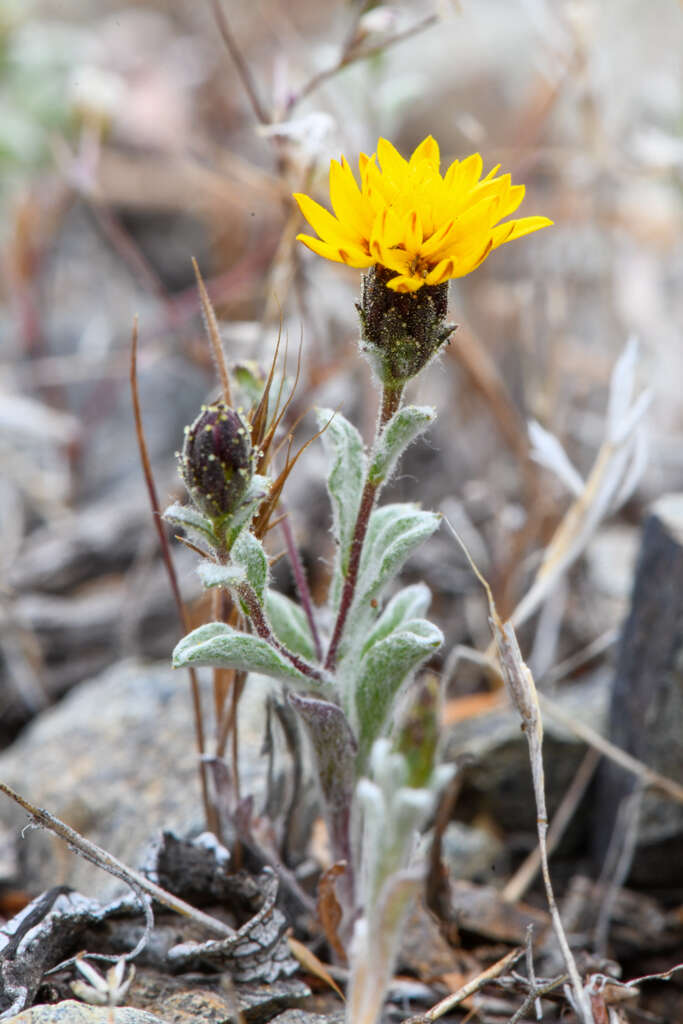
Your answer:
180;403;252;520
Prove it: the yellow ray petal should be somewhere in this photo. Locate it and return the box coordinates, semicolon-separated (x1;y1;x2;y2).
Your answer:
459;152;484;191
403;209;423;251
425;258;455;285
293;193;360;247
481;163;501;183
377;137;409;183
409;135;440;171
369;206;403;257
377;246;412;275
496;182;525;220
449;237;494;278
420;218;456;258
329;159;372;238
296;234;371;268
491;215;553;249
386;274;424;293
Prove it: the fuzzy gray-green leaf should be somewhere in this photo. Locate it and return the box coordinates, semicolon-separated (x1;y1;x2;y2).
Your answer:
197;560;245;590
225;474;270;549
289;692;357;865
318;408;366;579
231;529;268;603
163;502;217;548
361;583;432;656
357;504;441;607
355;618;443;766
369;406;435;486
173;622;307;684
266;590;316;661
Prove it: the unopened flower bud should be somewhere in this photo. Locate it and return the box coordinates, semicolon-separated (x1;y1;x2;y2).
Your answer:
357;266;455;386
180;403;252;521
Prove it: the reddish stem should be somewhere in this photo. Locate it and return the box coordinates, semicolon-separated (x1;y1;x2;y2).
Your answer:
323;382;403;671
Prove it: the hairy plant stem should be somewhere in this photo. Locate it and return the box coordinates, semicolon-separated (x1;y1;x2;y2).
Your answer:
324;382;404;671
237;583;326;683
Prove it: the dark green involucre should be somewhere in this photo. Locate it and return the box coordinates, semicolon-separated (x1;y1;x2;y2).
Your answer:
357;266;456;386
179;402;253;522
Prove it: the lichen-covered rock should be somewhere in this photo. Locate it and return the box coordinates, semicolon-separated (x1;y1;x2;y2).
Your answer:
4;1001;168;1024
0;659;268;897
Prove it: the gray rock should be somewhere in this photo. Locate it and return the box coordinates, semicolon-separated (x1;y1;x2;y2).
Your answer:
4;1002;168;1024
0;659;269;896
270;1012;344;1024
128;970;311;1024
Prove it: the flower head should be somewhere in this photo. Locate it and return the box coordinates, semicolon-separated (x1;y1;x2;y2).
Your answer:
179;402;253;522
294;135;552;293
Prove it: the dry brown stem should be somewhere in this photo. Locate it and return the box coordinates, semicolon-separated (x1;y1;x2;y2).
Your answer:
129;318;216;835
447;520;594;1023
0;780;234;938
403;946;523;1024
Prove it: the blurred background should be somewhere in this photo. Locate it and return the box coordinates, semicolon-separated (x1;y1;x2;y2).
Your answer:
1;0;682;900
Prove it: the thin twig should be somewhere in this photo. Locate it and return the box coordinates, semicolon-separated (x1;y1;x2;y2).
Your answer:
280;505;322;660
288;12;439;112
192;258;232;408
626;961;683;987
403;947;524;1024
507;973;568;1024
129;318;216;835
210;0;270;125
446;520;593;1023
537;693;683;805
504;747;601;902
524;924;542;1021
540;627;618;687
0;780;234;937
446;643;683;806
594;784;643;955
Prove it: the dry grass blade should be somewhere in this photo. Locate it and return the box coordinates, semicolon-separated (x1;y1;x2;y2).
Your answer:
503;747;601;902
192;258;232;408
511;338;650;633
129;318;215;835
626;961;683;987
287;934;345;1002
211;0;270;125
403;946;523;1024
446;519;594;1023
446;644;683;806
537;693;683;805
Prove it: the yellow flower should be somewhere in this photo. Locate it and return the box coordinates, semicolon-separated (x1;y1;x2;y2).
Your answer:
294;135;553;293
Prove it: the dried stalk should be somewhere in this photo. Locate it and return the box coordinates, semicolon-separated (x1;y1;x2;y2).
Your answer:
0;780;234;938
403;946;523;1024
287;12;439;113
191;258;232;409
447;521;594;1023
504;747;601;902
446;642;683;806
537;693;683;805
210;0;270;125
129;318;216;835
